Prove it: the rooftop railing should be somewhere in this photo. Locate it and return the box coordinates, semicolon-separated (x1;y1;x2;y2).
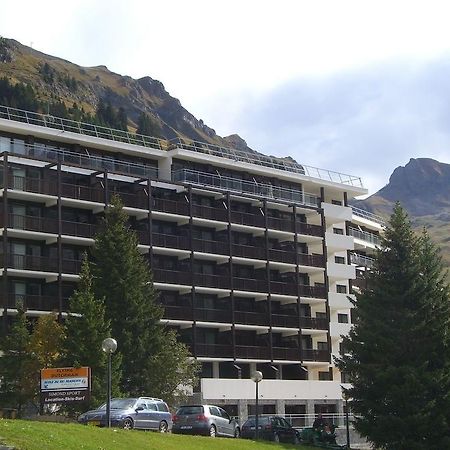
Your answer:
351;206;385;226
170;137;364;187
348;227;381;246
172;168;320;208
0;105;168;150
0;105;365;188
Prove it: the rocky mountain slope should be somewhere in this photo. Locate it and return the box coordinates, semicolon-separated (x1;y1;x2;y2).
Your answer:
354;158;450;264
0;37;254;150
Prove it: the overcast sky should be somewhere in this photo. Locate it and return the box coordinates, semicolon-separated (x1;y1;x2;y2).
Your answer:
2;0;450;196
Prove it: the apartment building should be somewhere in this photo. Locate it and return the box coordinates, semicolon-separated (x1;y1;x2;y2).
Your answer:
0;105;382;422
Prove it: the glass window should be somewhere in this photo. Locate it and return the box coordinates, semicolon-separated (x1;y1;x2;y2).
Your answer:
338;314;349;323
209;406;221;417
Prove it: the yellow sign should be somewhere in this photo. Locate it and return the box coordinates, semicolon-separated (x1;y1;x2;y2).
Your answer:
41;367;89;379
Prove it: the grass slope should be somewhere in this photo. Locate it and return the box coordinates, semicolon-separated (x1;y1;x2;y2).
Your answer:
0;419;310;450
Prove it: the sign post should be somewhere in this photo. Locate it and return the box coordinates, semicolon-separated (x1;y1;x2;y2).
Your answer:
40;367;91;406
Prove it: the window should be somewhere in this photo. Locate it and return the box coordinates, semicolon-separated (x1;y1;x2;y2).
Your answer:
333;227;344;235
335;256;345;264
336;284;347;294
317;341;328;351
319;371;331;380
338;314;349;323
331;200;342;206
209;406;221;417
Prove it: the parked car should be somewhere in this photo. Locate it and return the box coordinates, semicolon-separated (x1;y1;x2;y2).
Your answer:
77;397;172;432
241;415;301;444
172;404;240;438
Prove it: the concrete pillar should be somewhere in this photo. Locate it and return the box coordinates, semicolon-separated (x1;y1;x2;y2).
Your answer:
158;156;172;181
249;362;257;374
276;399;286;416
238;399;248;424
212;361;220;378
306;400;315;427
336;399;345;427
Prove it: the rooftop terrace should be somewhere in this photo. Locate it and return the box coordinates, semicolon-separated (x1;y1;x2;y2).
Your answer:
0;105;364;189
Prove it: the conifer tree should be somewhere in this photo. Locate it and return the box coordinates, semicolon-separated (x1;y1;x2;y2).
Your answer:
63;256;122;410
338;204;450;450
91;194;164;394
0;307;32;416
91;195;198;397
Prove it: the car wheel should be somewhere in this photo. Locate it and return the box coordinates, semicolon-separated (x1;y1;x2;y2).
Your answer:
234;427;240;438
273;432;280;443
122;418;134;430
209;424;217;437
159;420;168;433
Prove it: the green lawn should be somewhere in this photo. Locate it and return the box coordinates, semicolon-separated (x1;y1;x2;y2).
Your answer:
0;419;313;450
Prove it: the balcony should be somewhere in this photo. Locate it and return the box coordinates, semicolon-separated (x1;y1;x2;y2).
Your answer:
162;305;193;321
5;294;69;311
351;206;385;226
235;345;271;359
193;273;230;290
297;222;323;237
173;169;320;208
350;252;375;268
0;104;167;153
233;277;267;293
232;243;265;260
268;248;296;264
153;268;192;286
234;310;268;326
191;204;228;222
271;281;297;296
1;213;58;234
230;210;265;228
152;197;189;216
298;253;324;267
138;231;190;250
348;227;381;247
272;313;299;328
195;308;232;323
273;347;301;361
192;238;229;255
300;284;327;299
195;343;233;358
300;316;329;330
302;349;330;362
2;253;58;272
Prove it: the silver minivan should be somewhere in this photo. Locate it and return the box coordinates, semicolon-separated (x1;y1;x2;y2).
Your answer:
172;404;240;438
78;397;172;432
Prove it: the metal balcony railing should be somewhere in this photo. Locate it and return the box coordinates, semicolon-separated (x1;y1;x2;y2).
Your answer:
348;227;381;246
350;252;375;268
1;134;158;180
0;104;364;189
173;169;320;208
170;138;364;188
351;206;385;226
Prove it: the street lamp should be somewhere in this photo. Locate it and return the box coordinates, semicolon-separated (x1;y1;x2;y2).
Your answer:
341;388;351;449
251;370;263;440
102;337;117;428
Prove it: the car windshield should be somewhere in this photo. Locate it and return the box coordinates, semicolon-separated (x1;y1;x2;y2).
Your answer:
176;406;204;415
244;417;270;426
97;398;137;410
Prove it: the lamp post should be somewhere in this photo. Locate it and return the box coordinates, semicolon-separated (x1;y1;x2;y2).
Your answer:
102;337;117;428
341;388;351;449
251;370;263;440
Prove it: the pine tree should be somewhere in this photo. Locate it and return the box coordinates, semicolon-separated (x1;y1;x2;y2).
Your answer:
91;195;199;396
63;255;122;411
0;308;32;416
91;195;164;394
136;112;159;137
338;204;450;450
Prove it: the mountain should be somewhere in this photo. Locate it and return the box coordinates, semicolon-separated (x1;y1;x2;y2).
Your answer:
0;37;254;151
354;157;450;265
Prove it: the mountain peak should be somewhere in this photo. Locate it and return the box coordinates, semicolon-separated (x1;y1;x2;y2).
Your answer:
355;158;450;217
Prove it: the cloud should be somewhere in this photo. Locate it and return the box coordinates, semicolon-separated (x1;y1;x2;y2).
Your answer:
202;56;450;196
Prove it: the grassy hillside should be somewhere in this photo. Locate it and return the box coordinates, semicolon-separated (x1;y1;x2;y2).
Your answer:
0;419;308;450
